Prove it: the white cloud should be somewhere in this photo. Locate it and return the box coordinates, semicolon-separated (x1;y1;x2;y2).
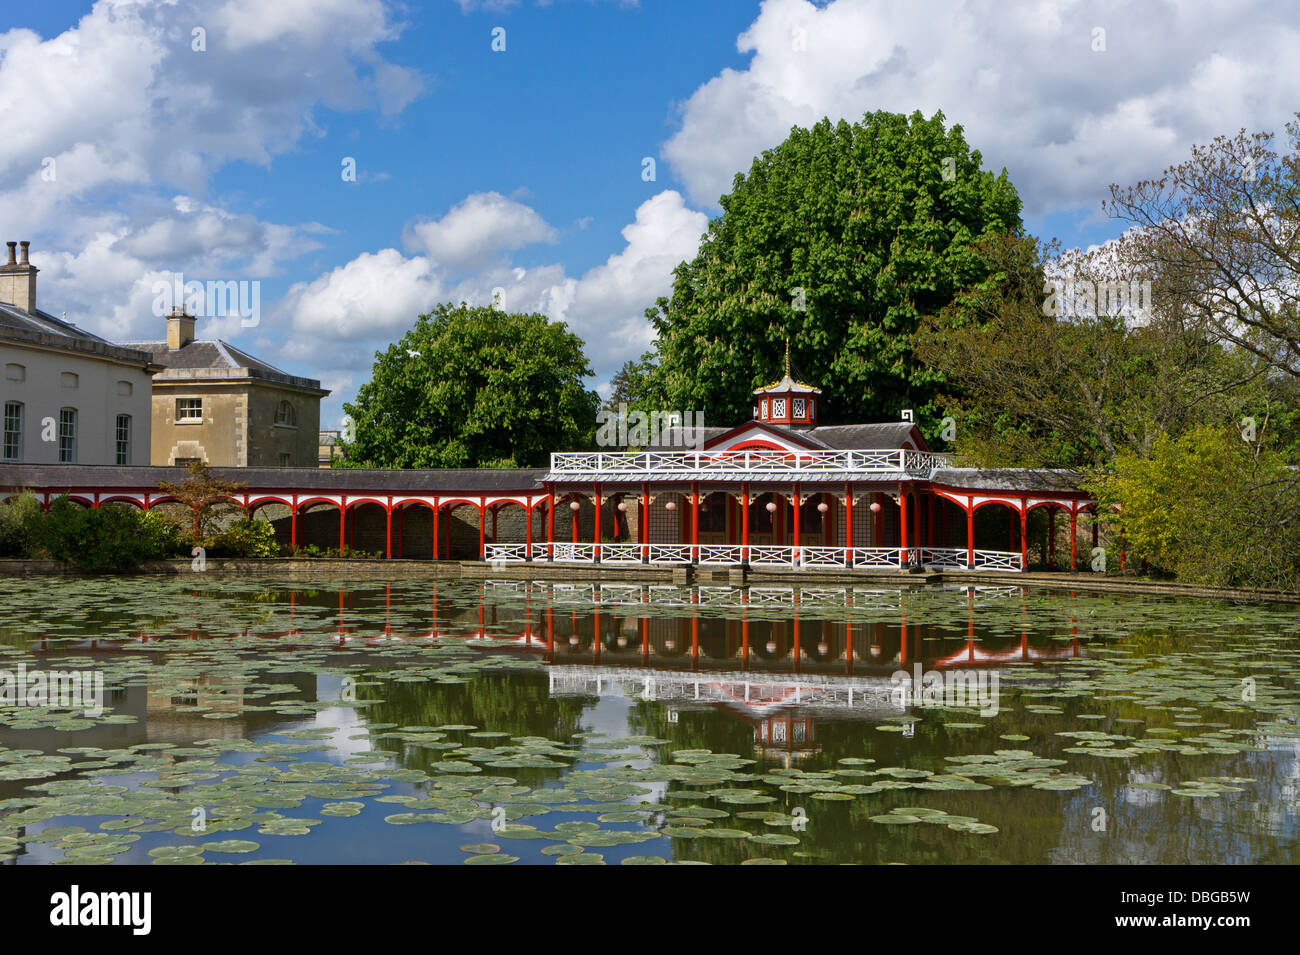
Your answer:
406;192;558;271
662;0;1300;217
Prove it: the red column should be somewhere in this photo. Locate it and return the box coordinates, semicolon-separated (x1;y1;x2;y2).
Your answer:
741;482;750;564
290;499;298;550
690;481;699;562
338;497;346;552
966;498;975;569
571;496;579;543
478;500;485;560
432;498;439;560
525;501;533;562
640;482;649;562
547;485;555;559
1069;507;1078;571
1019;503;1028;570
899;485;909;568
385;498;392;559
791;483;801;563
844;482;854;567
593;483;602;561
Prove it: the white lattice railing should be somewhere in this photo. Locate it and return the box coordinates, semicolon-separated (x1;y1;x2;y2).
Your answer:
918;547;968;569
485;543;529;562
972;549;1023;571
647;543;692;563
798;546;848;567
698;544;744;565
599;543;642;563
748;545;796;566
853;547;902;568
552;542;595;562
550;448;950;475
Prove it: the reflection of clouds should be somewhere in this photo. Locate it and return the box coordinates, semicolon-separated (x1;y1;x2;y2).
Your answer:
311;676;371;761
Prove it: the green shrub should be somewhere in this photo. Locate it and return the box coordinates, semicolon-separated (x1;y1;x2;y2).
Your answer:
0;492;43;557
205;518;280;558
33;498;164;571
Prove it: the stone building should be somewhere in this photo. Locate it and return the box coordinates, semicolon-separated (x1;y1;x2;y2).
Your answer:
0;241;158;465
127;308;329;467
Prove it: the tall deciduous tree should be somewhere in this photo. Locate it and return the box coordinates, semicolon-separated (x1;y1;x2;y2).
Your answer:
647;109;1026;434
341;303;599;468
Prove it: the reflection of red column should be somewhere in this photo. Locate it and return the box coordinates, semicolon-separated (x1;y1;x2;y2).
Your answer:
640;616;649;661
546;606;554;657
741;611;749;669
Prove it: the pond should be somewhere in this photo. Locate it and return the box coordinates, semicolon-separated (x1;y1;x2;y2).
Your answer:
0;576;1296;865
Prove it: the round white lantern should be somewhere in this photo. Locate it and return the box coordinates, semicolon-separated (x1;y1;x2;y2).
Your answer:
817;502;829;513
569;501;580;512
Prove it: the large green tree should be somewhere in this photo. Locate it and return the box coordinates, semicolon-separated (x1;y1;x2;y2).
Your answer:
341;304;599;468
646;109;1025;433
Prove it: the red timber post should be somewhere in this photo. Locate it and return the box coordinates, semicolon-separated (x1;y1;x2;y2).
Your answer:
525;499;533;562
640;481;649;563
898;484;909;568
385;496;392;559
338;496;346;552
547;484;555;560
741;482;750;565
690;481;699;564
478;498;486;560
432;496;439;560
966;496;975;569
291;495;298;550
593;482;602;562
571;493;579;543
1069;505;1078;571
844;482;854;568
1019;500;1028;570
791;482;801;564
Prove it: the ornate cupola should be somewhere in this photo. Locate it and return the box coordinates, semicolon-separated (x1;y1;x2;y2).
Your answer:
753;340;821;427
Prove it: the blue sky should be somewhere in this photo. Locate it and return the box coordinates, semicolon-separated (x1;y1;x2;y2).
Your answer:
4;0;1299;429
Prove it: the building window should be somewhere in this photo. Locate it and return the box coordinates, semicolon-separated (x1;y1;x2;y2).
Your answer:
772;398;787;418
793;398;806;419
279;452;292;467
4;363;24;382
116;380;133;396
115;414;131;465
275;400;297;426
174;457;202;467
60;372;79;389
58;408;77;463
176;398;203;422
3;401;22;461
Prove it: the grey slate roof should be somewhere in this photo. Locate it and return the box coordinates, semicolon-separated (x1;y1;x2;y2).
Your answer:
930;468;1085;492
0;303;160;368
0;464;546;494
122;339;326;393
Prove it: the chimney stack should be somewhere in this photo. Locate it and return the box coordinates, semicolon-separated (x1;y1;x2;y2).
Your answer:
0;239;37;313
166;305;196;350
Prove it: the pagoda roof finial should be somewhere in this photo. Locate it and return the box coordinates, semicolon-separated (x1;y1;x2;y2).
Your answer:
784;337;790;379
754;336;822;396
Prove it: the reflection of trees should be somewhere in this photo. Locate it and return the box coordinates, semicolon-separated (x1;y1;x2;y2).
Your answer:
625;701;755;757
356;671;588;777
